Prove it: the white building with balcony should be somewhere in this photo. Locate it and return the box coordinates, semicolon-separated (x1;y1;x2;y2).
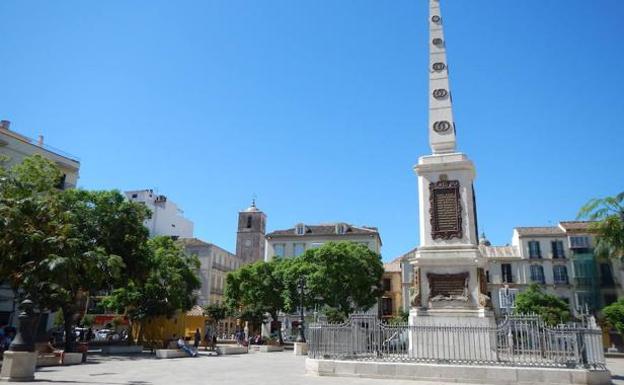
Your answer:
0;120;80;189
481;221;622;317
125;189;194;238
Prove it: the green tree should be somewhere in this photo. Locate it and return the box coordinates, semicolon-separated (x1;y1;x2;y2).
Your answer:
224;260;285;343
514;284;571;325
280;242;384;317
0;155;62;324
103;236;201;343
578;192;624;260
603;298;624;337
25;188;125;351
204;303;227;332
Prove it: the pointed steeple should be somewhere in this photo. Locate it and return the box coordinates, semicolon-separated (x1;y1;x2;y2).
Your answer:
428;0;457;154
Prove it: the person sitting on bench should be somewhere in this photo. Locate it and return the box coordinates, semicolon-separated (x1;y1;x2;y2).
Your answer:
176;336;197;357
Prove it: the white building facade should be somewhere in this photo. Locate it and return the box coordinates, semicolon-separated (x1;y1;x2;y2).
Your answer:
481;221;623;318
125;189;194;238
265;223;382;261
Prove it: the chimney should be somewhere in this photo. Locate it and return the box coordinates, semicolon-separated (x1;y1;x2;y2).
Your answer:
0;120;10;131
37;135;44;146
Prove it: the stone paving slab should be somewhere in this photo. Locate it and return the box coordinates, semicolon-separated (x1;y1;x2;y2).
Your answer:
7;352;624;385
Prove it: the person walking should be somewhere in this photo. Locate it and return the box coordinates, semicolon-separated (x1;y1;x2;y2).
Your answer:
193;328;201;350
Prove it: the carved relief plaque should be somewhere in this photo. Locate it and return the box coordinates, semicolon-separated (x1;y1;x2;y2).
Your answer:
429;180;463;240
432;89;448;99
427;272;469;302
433;120;451;133
432;62;446;71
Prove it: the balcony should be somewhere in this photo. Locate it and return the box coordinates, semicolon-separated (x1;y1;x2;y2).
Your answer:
212;262;230;272
574;277;594;287
491;276;515;285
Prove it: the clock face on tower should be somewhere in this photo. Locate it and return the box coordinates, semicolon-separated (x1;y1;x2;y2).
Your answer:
244;239;252;247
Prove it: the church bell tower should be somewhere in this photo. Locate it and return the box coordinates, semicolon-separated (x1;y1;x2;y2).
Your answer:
235;200;266;265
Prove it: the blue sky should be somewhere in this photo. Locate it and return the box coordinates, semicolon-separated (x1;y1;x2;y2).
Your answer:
1;0;623;261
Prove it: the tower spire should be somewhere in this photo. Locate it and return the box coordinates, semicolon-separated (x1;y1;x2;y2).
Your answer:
428;0;457;154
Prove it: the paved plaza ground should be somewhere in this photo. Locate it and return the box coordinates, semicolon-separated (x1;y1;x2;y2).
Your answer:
8;351;624;385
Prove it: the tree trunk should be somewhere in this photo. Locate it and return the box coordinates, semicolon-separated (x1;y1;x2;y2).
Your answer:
127;319;135;345
62;306;75;352
136;320;144;345
271;312;283;345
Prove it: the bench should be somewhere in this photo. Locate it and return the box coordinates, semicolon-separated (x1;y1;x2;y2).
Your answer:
155;349;191;359
248;345;283;353
36;354;62;367
216;345;248;355
62;352;83;365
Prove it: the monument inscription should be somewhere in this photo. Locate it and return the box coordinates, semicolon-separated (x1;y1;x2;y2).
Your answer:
429;180;463;240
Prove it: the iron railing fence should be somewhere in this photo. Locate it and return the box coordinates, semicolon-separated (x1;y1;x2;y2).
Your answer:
308;313;605;369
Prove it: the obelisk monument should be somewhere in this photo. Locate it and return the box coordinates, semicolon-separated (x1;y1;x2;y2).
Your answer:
409;0;494;335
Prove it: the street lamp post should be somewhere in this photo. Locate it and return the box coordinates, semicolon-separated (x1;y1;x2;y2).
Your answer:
296;277;306;343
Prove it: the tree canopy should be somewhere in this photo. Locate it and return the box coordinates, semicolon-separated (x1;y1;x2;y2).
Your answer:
0;155;189;349
578;192;624;260
602;298;624;336
514;284;571;325
103;236;201;342
224;241;384;342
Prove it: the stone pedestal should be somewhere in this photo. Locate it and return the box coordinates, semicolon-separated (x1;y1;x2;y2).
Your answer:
0;351;37;382
409;308;497;361
294;342;308;356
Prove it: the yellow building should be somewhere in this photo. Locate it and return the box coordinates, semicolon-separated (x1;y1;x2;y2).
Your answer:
138;306;208;348
381;258;404;320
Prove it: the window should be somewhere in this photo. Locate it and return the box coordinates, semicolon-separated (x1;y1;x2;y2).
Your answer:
569;236;590;249
335;224;347;234
530;264;545;284
274;244;285;257
501;264;513;283
131;193;138;198
553;265;569;284
551;240;565;259
498;288;518;309
293;243;305;256
55;174;67;190
600;263;614;286
383;278;392;292
295;224;305;236
310;242;324;249
246;216;252;229
486;270;490;283
528;241;541;258
381;297;393;316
